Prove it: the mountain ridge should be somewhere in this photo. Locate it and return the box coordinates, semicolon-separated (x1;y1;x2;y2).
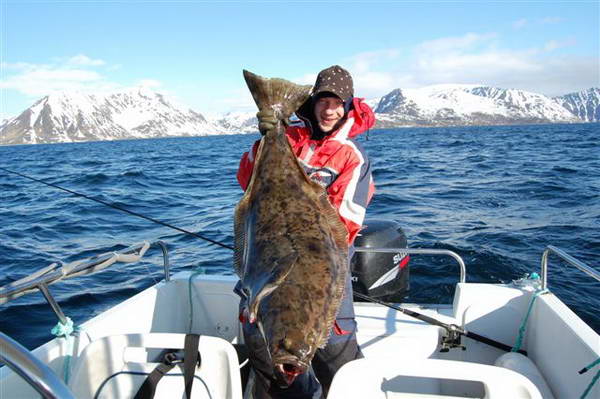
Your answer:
554;88;600;122
1;85;598;145
0;88;225;145
374;85;585;127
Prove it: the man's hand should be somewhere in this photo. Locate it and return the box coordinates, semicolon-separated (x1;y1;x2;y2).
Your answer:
257;109;278;135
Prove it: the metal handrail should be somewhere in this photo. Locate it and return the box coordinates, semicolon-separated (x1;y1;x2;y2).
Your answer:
0;332;75;399
154;240;171;282
354;247;466;283
0;241;171;397
541;245;599;290
0;240;171;305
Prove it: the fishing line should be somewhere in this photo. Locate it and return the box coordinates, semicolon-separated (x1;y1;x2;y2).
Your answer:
0;166;234;251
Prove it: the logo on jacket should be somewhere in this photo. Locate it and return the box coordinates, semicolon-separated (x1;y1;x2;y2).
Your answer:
309;168;336;188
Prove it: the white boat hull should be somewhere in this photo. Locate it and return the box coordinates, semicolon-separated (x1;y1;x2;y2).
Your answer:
1;272;598;398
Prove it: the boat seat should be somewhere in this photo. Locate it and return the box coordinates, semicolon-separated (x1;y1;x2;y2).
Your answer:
328;358;543;399
357;324;442;360
355;304;444;360
68;333;242;399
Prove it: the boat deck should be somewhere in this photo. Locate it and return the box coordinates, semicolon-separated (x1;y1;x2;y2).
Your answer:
1;271;599;398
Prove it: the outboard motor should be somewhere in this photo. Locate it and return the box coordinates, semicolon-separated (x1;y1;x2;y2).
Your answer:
351;219;409;303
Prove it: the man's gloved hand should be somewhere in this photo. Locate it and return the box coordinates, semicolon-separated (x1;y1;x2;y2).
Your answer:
257;109;278;135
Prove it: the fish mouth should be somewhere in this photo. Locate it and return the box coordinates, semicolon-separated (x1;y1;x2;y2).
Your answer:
273;359;308;387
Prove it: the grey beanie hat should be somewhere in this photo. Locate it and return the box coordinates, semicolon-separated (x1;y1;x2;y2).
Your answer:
313;65;354;101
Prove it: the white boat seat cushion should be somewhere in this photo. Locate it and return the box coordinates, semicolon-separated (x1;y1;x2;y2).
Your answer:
328;358;543;399
355;304;444;360
68;333;242;399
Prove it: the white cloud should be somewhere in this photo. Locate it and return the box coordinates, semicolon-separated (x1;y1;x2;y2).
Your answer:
544;38;576;52
0;55;121;98
513;19;528;30
540;16;563;24
216;31;595;111
340;49;404;98
107;64;122;71
334;32;598;100
0;66;117;97
513;16;562;30
412;34;541;80
346;49;401;74
67;54;106;66
418;33;497;53
1;61;40;70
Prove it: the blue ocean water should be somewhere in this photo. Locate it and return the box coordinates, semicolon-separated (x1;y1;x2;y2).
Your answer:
1;123;598;350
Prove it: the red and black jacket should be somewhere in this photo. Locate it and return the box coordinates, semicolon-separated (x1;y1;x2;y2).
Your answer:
237;97;376;245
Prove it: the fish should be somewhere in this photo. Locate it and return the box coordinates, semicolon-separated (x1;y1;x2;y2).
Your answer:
234;70;350;387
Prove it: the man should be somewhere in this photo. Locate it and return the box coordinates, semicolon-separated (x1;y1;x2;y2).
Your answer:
236;65;375;398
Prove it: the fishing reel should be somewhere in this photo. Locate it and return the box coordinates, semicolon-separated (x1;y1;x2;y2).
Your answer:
440;324;466;352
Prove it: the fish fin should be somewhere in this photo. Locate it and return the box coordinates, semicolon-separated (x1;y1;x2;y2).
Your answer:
318;192;349;251
243;70;312;121
234;151;263;278
233;202;246;277
315;191;349;349
247;251;299;322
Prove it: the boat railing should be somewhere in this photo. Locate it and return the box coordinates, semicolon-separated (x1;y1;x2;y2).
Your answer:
354;247;466;283
541;245;599;290
0;332;75;399
0;240;170;325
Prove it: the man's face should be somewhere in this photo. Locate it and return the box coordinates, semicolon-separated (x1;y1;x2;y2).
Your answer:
314;95;345;133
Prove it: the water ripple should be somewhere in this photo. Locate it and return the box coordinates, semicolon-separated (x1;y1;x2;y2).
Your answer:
0;124;599;349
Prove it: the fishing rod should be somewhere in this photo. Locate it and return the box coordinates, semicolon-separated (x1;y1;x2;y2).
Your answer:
2;167;527;356
354;291;527;356
0;167;234;250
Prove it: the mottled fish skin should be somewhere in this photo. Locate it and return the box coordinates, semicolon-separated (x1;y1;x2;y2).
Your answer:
234;71;349;382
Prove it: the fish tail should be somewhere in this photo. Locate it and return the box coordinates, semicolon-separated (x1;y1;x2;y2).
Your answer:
243;70;312;121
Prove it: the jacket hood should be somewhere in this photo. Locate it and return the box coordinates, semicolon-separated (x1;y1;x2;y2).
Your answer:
295;97;375;140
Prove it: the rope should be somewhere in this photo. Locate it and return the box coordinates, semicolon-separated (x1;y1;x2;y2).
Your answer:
50;317;76;384
188;269;207;333
512;275;548;353
580;358;600;399
0;166;234;250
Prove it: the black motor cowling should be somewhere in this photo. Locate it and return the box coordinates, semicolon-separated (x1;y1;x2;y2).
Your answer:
351;219;409;303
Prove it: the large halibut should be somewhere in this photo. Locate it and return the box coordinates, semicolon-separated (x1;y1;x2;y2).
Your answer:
234;70;349;386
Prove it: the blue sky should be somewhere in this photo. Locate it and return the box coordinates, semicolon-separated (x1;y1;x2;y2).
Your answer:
1;0;598;119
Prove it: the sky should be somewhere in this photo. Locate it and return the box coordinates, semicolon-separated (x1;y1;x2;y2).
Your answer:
0;0;598;120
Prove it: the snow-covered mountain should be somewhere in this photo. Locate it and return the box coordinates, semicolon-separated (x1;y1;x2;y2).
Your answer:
375;85;582;127
554;88;600;122
0;88;226;145
2;85;597;145
364;97;381;111
207;111;257;134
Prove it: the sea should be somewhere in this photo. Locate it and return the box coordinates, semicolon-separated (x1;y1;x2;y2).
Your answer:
1;123;598;350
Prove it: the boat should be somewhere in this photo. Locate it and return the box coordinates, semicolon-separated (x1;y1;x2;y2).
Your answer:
1;225;599;399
